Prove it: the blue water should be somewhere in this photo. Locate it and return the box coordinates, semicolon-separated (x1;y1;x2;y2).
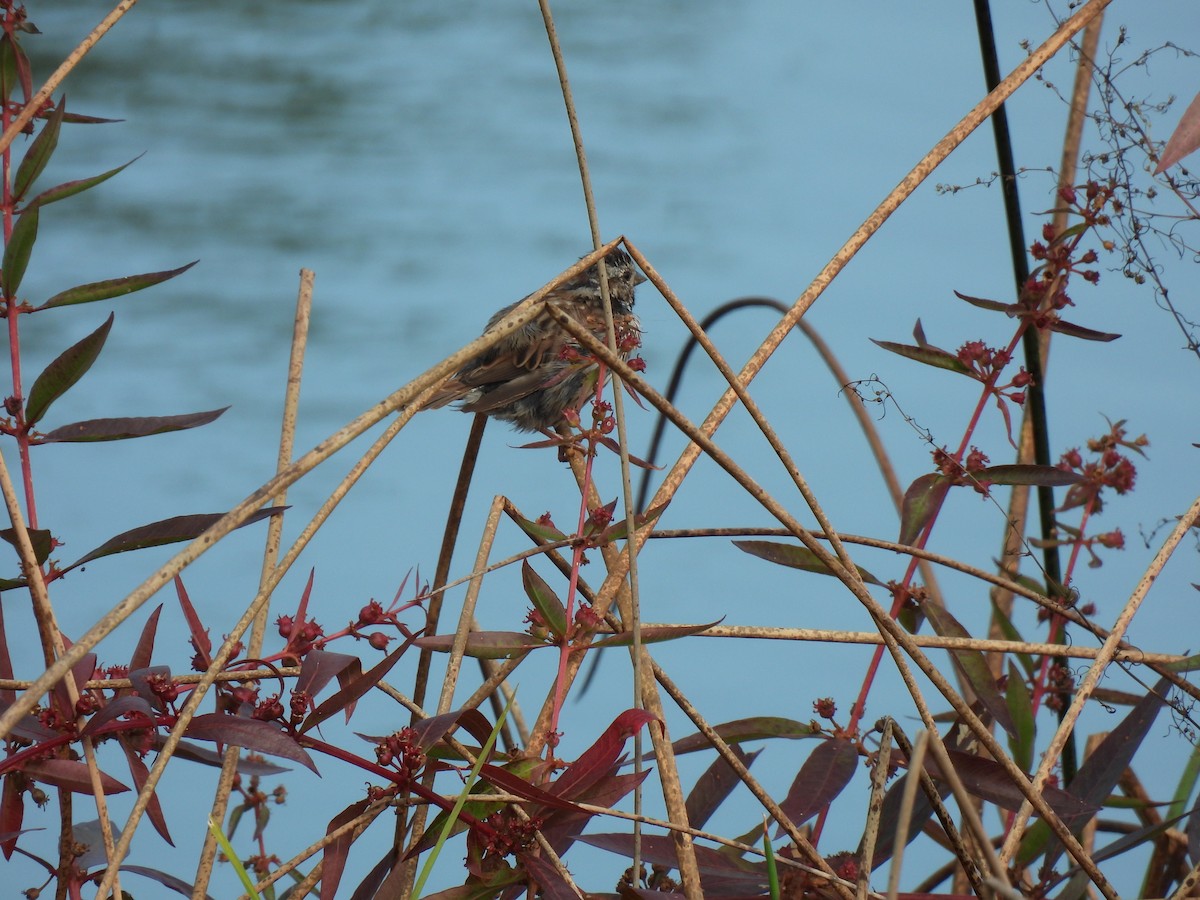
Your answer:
5;2;1197;896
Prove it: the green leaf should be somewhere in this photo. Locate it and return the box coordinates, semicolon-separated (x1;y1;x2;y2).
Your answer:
60;507;285;574
24;312;114;426
2;207;38;297
590;620;722;648
731;540;883;585
22;154;140;213
36;407;227;443
521;561;566;640
989;597;1035;676
38;260;197;310
1005;661;1036;773
12;96;65;201
898;472;950;546
0;34;20;103
923;602;1016;738
511;510;568;544
979;464;1085;487
870;337;971;375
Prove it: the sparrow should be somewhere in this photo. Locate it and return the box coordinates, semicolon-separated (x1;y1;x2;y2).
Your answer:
422;249;645;433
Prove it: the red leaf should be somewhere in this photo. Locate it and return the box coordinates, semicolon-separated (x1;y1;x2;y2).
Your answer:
300;644;407;734
175;576;211;670
295;649;359;703
550;709;656;801
80;695;156;738
129;604;162;672
733;540;883;584
185;714;318;773
119;736;173;845
776;737;858;833
922;603;1016;738
519;851;578;900
411;709;494;752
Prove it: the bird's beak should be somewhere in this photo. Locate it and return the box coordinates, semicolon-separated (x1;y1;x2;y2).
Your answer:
634;270;648;286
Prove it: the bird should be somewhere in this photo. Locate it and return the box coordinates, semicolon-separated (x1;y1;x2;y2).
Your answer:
422;249;645;433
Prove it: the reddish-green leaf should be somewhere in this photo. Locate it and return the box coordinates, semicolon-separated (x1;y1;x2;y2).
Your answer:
2;207;38;298
24;312;113;426
776;737;858;834
519;852;578;900
1047;318;1121;342
923;602;1016;738
121;865;213;899
320;799;371;900
522;561;567;639
24;759;129;794
411;709;494;752
671;717;820;754
0;526;54;565
871;337;971;375
899;472;950;546
954;290;1015;314
732;540;882;585
927;749;1095;819
62;506;283;573
12;96;64;201
185;714;318;773
1025;676;1170;868
37;407;227;443
412;631;546;659
477;764;581;813
300;644;407;734
578;832;767;887
158;736;289;776
38;260;198;310
590;620;722;648
979;464;1085;487
0;772;23;859
685;746;760;831
22;155;139;212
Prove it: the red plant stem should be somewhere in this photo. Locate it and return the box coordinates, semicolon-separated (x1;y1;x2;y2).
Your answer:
847;323;1029;736
549;362;608;743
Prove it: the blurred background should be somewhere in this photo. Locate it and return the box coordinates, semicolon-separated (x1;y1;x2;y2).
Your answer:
6;1;1198;895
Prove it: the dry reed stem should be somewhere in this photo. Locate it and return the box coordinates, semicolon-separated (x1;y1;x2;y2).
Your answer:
999;491;1200;863
537;0;658;886
647;657;856;900
552;311;1113;896
858;718;893;899
678;625;1186;664
887;729;929;900
889;725;983;897
193;268;314;898
0;0;139;157
0;241;624;742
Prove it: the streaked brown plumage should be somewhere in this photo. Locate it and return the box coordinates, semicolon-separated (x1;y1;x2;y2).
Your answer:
422;250;644;432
